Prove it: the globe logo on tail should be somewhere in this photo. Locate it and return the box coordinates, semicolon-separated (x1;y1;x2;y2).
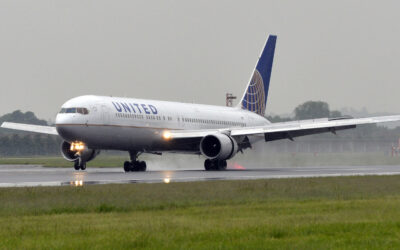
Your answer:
241;70;265;116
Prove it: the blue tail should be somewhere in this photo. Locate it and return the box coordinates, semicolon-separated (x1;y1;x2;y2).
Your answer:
239;35;277;116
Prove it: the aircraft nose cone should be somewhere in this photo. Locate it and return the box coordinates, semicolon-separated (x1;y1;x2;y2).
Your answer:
55;114;78;141
56;125;75;142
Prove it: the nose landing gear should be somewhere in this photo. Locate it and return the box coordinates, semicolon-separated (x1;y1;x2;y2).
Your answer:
74;160;86;171
124;151;147;172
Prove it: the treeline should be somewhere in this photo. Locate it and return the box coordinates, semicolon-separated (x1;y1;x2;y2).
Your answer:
265;101;400;153
267;101;400;142
266;101;345;122
0;134;61;156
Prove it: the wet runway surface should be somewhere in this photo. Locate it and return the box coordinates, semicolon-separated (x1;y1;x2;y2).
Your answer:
1;164;400;187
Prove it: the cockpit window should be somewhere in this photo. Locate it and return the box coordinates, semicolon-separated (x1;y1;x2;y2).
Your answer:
77;108;89;115
59;107;89;115
66;108;76;113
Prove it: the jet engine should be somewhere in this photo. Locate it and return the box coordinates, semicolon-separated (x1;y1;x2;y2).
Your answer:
200;133;238;160
61;141;100;163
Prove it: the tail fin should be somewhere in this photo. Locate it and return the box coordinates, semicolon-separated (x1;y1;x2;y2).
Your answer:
239;35;277;116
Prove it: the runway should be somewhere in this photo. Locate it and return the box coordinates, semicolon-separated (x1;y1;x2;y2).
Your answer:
1;164;400;187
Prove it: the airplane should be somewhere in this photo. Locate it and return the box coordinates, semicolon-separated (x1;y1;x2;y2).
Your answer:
2;35;400;172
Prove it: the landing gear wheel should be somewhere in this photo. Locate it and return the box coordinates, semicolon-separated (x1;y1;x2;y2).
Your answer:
131;161;146;172
139;161;147;171
74;161;86;171
217;160;227;171
125;151;147;172
124;161;147;172
204;159;213;171
124;161;131;172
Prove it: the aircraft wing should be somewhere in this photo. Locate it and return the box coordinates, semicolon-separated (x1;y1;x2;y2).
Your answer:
1;122;58;135
166;115;400;141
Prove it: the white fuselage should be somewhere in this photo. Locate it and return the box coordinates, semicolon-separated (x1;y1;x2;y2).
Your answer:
55;95;269;153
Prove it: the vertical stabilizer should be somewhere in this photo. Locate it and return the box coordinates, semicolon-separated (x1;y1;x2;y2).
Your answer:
239;35;277;116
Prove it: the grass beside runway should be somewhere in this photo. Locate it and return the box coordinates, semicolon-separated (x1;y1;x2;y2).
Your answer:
1;176;400;248
0;152;400;168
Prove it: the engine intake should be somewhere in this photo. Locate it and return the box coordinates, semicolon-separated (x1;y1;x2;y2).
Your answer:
200;133;238;160
61;141;100;162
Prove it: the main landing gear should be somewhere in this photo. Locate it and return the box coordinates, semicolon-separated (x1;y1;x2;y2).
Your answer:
204;159;227;171
124;151;147;172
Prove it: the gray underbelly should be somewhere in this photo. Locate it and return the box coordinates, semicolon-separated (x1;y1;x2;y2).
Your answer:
56;124;200;153
56;125;162;151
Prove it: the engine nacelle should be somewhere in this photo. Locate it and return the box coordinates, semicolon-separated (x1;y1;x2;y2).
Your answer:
61;141;100;162
200;133;238;160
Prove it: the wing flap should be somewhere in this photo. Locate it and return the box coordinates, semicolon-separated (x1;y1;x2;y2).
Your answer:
1;122;58;135
264;125;356;142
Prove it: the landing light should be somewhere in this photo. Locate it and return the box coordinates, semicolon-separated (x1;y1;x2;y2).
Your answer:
70;141;86;152
163;178;170;184
162;131;172;140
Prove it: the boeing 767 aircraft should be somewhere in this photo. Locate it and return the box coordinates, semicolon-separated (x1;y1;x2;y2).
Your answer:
2;35;400;171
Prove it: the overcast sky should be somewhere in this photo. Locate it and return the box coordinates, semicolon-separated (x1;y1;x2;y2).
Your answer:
0;0;399;120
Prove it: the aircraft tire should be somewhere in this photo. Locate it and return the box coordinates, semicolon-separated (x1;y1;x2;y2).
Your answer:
139;161;147;171
130;161;140;172
74;161;80;171
81;164;86;170
204;159;213;171
217;160;227;171
124;161;131;172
